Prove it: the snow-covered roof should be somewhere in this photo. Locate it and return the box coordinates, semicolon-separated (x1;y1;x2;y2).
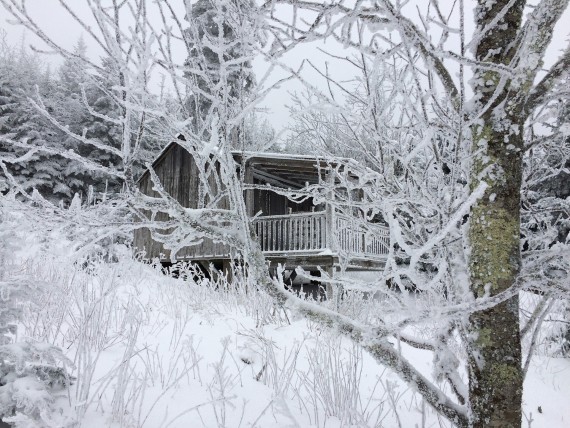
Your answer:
137;139;357;185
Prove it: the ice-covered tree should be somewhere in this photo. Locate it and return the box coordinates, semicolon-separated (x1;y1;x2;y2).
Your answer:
522;74;570;357
184;0;259;148
2;1;568;426
0;196;72;427
259;1;570;426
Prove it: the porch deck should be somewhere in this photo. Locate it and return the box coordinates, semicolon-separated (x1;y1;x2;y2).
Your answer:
253;211;389;261
152;211;389;271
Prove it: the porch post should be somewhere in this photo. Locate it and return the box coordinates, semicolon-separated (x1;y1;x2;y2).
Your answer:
325;264;343;307
244;161;254;218
325;167;336;252
324;166;338;301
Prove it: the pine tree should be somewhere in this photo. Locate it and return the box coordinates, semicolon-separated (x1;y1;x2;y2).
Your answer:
0;44;69;199
52;41;124;196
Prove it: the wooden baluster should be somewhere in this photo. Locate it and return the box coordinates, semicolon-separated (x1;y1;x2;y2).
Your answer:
316;216;320;248
293;218;297;250
323;215;326;248
292;218;296;250
303;217;306;250
306;216;310;250
272;219;276;251
310;215;314;249
299;217;303;250
314;215;318;249
301;217;305;250
289;218;293;251
298;217;301;250
319;215;323;248
285;218;290;251
301;217;303;250
282;218;285;251
307;216;310;249
311;216;315;249
299;217;307;250
260;220;264;251
303;217;307;250
257;221;261;249
264;220;268;251
321;215;325;248
289;219;295;250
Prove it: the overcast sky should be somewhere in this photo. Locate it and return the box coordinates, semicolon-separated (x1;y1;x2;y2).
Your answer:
1;1;569;135
0;0;351;134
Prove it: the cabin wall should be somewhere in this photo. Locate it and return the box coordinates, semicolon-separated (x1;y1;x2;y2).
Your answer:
137;143;200;207
252;178;315;216
253;185;287;216
133;144;231;261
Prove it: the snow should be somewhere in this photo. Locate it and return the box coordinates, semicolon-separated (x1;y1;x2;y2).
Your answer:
523;356;570;427
1;212;569;427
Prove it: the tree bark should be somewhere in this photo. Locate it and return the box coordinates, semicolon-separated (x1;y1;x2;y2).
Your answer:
468;1;525;426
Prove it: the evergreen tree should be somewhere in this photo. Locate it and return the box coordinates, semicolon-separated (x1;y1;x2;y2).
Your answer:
52;45;124;196
0;44;70;199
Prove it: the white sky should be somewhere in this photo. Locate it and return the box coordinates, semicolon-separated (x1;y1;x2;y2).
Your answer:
1;1;569;134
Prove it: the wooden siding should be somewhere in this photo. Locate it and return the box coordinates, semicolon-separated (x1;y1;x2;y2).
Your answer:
252;178;315;216
133;143;232;261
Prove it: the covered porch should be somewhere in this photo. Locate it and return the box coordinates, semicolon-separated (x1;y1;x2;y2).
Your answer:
253;211;389;270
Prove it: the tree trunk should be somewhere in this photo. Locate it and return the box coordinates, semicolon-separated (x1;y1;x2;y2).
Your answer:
468;121;524;426
467;1;525;426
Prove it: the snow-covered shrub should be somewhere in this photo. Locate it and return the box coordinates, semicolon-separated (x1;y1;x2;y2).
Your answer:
0;341;72;428
168;260;289;327
297;332;387;427
0;207;73;427
544;299;570;357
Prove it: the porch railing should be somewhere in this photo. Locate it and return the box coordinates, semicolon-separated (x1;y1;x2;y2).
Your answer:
252;211;389;259
253;211;327;252
335;215;390;257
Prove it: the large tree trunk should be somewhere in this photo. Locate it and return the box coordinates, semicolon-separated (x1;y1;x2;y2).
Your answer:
467;1;525;426
468;120;524;427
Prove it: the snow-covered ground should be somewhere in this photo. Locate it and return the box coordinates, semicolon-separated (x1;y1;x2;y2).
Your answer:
2;213;570;427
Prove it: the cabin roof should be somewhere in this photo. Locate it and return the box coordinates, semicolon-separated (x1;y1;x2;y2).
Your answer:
138;140;357;187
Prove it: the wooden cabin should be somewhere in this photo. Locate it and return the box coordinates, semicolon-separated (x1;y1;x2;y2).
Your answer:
133;141;389;279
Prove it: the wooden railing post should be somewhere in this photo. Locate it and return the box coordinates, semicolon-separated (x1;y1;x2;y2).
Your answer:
244;161;255;218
